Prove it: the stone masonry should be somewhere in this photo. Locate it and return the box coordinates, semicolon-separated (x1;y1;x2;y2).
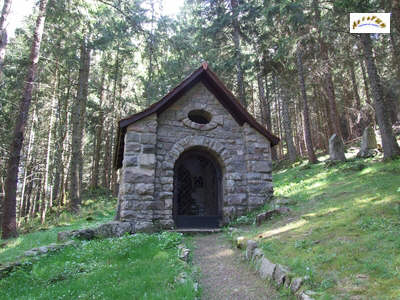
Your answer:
115;65;278;231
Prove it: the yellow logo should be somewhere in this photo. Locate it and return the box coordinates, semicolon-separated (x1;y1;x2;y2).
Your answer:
352;15;386;30
350;13;390;33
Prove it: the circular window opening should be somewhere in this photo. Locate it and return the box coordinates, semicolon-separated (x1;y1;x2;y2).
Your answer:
188;110;212;124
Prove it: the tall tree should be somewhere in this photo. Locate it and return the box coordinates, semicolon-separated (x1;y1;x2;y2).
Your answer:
279;78;297;163
69;37;91;212
296;45;318;164
1;0;48;239
360;34;400;160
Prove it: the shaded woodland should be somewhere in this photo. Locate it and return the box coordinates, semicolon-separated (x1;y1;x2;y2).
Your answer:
0;0;399;238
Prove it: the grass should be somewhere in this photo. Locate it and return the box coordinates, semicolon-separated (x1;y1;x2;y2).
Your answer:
1;189;199;299
0;232;198;300
0;188;117;263
228;152;400;299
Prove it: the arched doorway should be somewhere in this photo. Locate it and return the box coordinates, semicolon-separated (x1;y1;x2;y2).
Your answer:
173;148;222;228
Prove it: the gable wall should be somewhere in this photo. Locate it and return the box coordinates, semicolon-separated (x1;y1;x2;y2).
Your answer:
118;82;273;231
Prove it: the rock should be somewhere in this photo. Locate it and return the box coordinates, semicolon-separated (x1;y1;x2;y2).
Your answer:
357;126;377;158
74;229;95;240
135;221;154;233
329;134;346;161
290;277;304;293
259;257;276;280
47;243;62;251
236;236;247;249
24;250;38;257
273;264;290;287
95;221;134;238
178;245;190;262
57;231;74;242
297;292;315;300
38;246;49;254
58;228;96;242
175;272;188;284
297;290;316;300
277;206;291;214
252;248;264;262
245;240;258;260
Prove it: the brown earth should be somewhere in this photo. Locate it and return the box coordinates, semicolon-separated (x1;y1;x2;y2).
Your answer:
193;233;279;300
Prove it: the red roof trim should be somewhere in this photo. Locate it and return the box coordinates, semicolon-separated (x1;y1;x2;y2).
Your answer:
114;64;279;169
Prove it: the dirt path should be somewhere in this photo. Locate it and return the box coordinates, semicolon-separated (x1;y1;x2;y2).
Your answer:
193;233;278;300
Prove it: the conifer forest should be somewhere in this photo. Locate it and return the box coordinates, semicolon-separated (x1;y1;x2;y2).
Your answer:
1;0;399;239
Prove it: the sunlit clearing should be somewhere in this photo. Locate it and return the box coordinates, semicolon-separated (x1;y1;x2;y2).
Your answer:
257;219;307;239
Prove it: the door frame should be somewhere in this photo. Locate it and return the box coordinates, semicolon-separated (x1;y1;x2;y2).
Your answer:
172;147;223;228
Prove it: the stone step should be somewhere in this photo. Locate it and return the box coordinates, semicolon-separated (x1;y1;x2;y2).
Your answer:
168;228;222;234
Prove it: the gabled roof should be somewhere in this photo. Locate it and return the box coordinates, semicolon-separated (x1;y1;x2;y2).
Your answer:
114;63;280;169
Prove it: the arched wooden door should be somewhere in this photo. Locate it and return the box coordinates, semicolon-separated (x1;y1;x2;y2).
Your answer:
173;148;222;228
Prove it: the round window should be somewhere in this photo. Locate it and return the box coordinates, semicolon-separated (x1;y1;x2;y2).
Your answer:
188;110;212;124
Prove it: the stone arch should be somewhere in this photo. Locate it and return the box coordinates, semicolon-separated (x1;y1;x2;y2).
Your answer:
160;137;231;193
165;137;230;169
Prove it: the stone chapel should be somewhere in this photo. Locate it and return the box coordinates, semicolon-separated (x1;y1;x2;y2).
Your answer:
114;63;279;231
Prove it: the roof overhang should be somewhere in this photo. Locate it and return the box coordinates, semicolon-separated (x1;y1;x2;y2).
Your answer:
114;63;280;169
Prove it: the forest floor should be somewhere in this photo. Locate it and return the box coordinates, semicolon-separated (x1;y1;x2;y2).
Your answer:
193;233;279;300
228;146;400;299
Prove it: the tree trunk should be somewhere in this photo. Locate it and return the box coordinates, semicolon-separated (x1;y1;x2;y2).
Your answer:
296;48;318;163
39;64;58;223
91;71;105;188
280;83;297;163
52;70;69;205
69;37;90;212
0;0;12;81
1;0;48;239
359;57;372;106
230;0;246;107
312;0;342;138
360;34;400;160
19;110;37;222
102;123;111;189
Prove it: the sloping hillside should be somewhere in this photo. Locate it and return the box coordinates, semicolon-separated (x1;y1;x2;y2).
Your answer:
230;154;400;299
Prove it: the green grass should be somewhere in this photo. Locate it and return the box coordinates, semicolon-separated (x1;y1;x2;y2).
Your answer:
229;156;400;299
1;188;199;299
0;188;116;263
0;232;198;300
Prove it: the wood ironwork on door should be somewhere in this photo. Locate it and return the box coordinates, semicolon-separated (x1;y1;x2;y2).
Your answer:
173;149;222;228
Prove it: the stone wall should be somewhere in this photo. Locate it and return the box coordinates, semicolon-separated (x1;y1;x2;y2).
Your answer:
119;114;157;232
243;123;273;210
118;82;274;230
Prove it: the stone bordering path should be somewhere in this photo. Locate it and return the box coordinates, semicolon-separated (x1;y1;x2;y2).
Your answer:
241;238;316;300
57;221;135;241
